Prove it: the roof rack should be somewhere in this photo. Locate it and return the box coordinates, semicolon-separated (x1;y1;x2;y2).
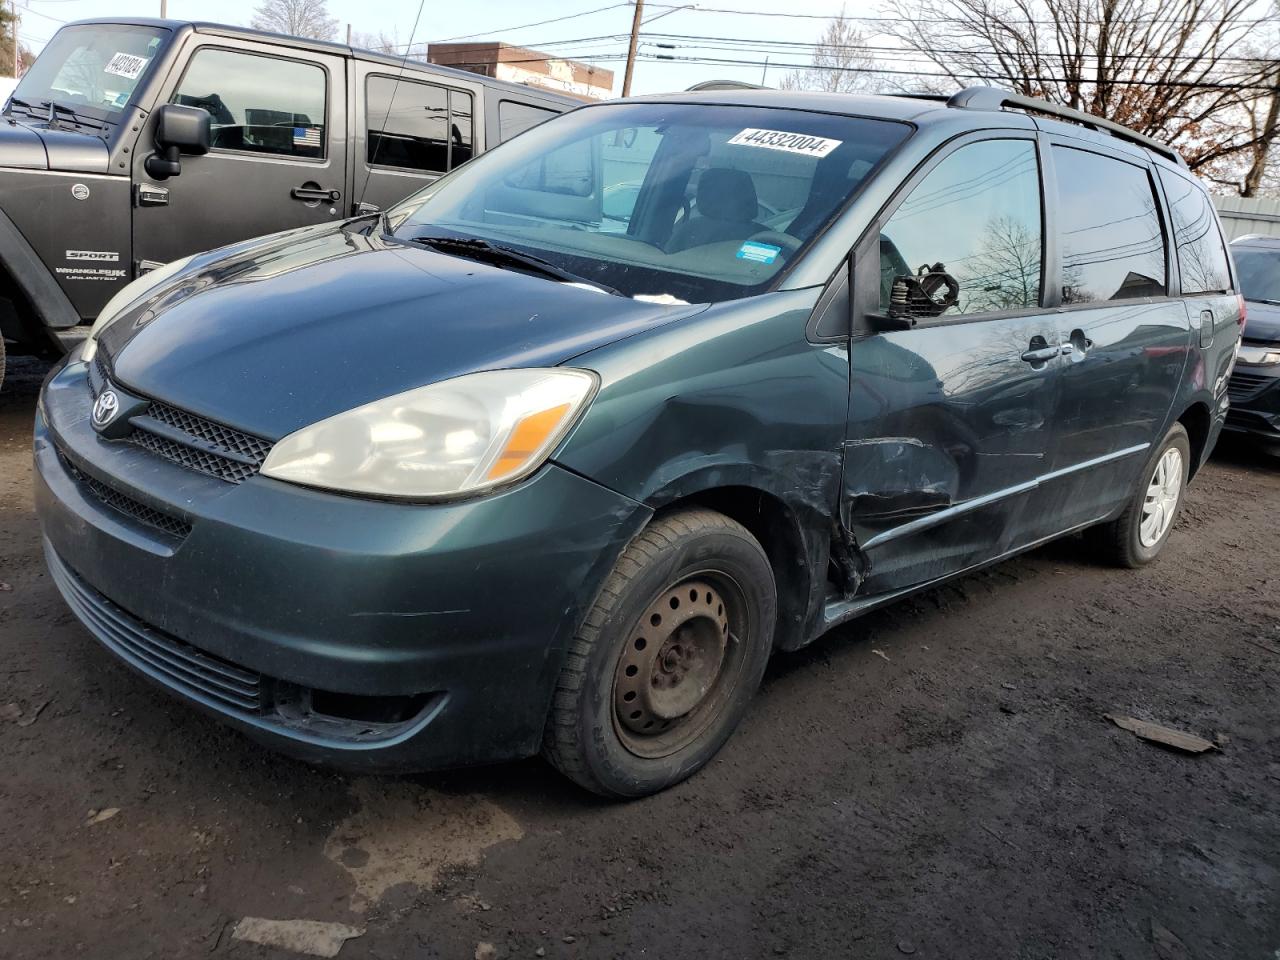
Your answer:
686;80;769;91
902;86;1186;167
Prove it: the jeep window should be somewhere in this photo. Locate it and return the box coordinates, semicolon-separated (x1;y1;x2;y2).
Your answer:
365;77;473;172
1054;148;1167;303
499;100;558;142
388;102;909;303
12;23;168;122
366;76;448;172
878;139;1043;317
1158;169;1232;295
172;49;327;159
451;90;474;166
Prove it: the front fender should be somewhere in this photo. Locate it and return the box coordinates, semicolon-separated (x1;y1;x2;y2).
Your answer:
554;287;848;647
0;206;79;339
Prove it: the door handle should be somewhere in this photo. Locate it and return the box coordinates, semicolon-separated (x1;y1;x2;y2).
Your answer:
1200;309;1214;348
1021;345;1061;364
291;185;341;203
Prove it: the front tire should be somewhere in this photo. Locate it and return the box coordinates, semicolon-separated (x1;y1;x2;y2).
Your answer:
1086;422;1191;567
542;508;777;798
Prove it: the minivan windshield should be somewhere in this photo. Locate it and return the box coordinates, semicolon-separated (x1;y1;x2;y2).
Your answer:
1234;247;1280;304
388;102;910;302
11;24;169;124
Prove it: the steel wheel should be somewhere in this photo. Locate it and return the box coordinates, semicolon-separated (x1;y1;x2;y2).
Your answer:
1139;446;1183;548
611;574;748;760
542;508;776;797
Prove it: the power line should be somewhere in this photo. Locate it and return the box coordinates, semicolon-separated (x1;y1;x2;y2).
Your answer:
430;3;630;44
637;31;1279;66
630;51;1279;91
641;1;1278;28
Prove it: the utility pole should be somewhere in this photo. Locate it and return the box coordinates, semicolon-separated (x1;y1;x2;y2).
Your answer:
622;0;644;97
346;23;352;46
12;0;19;79
761;56;769;86
160;0;167;17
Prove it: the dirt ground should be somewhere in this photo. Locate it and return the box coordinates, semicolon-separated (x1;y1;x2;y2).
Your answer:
2;353;1278;960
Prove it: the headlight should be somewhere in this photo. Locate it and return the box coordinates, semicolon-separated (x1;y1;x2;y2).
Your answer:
81;255;195;363
260;368;598;500
1236;345;1280;366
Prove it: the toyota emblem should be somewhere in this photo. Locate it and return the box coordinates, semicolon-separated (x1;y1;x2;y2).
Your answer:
92;390;120;428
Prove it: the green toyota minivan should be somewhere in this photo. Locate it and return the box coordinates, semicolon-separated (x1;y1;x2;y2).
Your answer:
36;86;1241;796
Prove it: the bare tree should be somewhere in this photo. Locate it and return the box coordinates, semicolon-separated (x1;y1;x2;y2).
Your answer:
350;30;426;60
779;9;875;94
964;215;1043;312
881;0;1280;186
1;8;35;77
251;0;339;41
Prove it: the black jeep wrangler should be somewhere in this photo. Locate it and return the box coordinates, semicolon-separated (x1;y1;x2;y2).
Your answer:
0;17;575;388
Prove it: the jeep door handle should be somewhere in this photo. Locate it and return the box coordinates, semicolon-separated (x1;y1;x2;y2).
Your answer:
291;185;341;202
1021;345;1062;363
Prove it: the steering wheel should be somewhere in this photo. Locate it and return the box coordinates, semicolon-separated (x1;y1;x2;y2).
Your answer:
747;230;802;254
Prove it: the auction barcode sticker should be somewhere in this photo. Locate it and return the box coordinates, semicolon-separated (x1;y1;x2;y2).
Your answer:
104;52;149;81
727;128;842;157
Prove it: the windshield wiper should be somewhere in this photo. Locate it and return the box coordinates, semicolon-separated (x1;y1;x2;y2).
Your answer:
407;234;621;296
4;97;40;118
40;99;107;131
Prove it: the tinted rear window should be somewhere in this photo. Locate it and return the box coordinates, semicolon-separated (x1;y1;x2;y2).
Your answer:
1158;168;1232;295
1053;147;1167;303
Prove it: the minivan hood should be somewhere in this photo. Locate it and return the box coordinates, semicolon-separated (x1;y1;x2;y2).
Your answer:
101;225;704;439
1243;299;1280;345
0;115;109;172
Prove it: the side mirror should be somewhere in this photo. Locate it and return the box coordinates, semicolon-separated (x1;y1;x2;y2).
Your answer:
870;263;960;331
144;103;211;181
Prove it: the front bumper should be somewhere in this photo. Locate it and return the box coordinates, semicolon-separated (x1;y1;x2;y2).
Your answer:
34;358;651;771
1225;363;1280;447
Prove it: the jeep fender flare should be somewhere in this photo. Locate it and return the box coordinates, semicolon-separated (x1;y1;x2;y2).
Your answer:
0;207;80;344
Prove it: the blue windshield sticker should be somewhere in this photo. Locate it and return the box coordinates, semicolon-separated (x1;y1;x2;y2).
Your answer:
736;241;782;264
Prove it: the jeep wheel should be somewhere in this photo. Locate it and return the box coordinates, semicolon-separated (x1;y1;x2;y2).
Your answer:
543;508;776;798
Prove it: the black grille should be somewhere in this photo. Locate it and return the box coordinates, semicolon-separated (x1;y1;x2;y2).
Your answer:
1228;371;1271;403
129;405;271;485
91;351;110;394
88;354;274;485
61;454;192;540
46;546;265;715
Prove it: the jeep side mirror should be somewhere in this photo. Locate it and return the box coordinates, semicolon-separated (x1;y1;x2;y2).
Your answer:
144;104;211;181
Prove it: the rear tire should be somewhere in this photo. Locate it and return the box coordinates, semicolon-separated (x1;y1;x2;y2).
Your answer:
542;507;776;798
1085;422;1191;568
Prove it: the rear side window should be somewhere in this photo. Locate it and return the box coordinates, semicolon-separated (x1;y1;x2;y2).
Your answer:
1158;169;1232;295
1053;147;1166;303
879;139;1043;316
499;100;558;141
173;49;326;159
366;76;472;173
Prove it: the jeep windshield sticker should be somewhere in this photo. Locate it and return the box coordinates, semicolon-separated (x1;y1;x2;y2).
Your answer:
104;52;149;81
736;241;782;265
727;129;843;158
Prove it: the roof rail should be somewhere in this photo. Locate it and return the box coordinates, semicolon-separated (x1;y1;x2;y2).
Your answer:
946;86;1187;167
686;80;769;91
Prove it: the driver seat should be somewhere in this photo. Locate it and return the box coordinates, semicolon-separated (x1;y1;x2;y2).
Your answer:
668;168;767;252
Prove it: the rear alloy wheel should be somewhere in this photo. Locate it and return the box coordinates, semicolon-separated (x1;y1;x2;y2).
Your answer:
543;508;776;798
1086;422;1191;567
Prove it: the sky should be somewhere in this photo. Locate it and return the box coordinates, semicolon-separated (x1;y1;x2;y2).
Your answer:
11;0;868;96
